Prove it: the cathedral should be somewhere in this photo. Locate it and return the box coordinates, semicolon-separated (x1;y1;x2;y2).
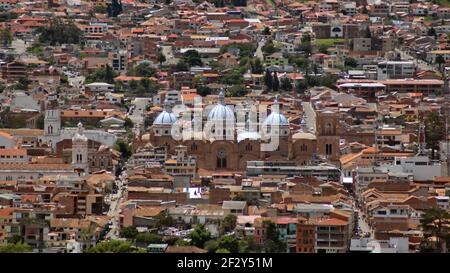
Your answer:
145;92;341;171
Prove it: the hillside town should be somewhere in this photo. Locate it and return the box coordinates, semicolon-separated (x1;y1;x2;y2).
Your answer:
0;0;449;254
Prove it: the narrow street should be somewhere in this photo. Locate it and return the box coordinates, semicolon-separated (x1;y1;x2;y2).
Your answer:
357;208;374;239
105;172;126;240
255;38;265;61
395;48;437;72
127;97;150;136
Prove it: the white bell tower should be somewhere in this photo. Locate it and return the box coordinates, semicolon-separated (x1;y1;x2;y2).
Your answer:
72;122;89;174
44;109;61;136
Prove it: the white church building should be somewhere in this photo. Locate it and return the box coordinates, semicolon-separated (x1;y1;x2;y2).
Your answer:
40;109;117;150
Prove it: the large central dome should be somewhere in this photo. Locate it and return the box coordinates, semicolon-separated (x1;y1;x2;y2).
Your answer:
154;100;177;125
263;98;289;127
208;91;235;121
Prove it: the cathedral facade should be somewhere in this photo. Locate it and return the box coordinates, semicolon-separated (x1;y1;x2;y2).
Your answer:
146;93;341;171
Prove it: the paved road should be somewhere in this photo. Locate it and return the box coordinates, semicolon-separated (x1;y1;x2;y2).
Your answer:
395;48;437;72
357;209;374;239
12;39;27;55
255;39;265;61
105;173;126;240
302;101;316;133
161;45;178;65
127;97;150;136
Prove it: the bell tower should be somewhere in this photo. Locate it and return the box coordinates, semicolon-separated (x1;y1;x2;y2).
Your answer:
44;109;61;136
72;122;89;174
316;110;340;163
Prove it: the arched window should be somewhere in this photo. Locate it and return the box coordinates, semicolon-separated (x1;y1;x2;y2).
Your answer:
191;143;198;151
325;144;332;155
325;123;332;135
245;143;252;151
216;149;227;169
301;144;307;152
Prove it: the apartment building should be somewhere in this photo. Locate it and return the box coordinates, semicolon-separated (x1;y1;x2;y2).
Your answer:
377;61;415;80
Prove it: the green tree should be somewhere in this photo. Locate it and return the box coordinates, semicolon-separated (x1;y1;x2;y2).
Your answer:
220;43;255;58
425;112;445;159
204;239;219;252
197;86;212;96
280;77;293;91
262;26;271;36
175;238;190;246
104;64;116;84
344;57;358;68
216;248;230;253
220;214;237;235
251;58;264;74
0;242;32;253
129;80;139;91
262;40;276;54
427;27;436;37
272;71;280;92
263;220;286;253
436;54;445;73
85;65;118;84
36;114;45;129
264;69;273;91
7;235;24;244
182;50;203;67
0;12;18;22
85;240;136;253
176;59;189;71
318;44;329;54
295;80;308;94
217;235;239;253
420;207;450;253
126;62;156;77
189;224;211;248
135;232;163;244
37;18;83;45
154;212;174;229
124;117;134;129
227;85;247;97
113;139;132;160
137;78;159;95
107;0;123;17
157;52;166;65
93;5;108;13
16;77;31;90
238;236;260;253
222;69;244;85
0;28;13;47
120;226;138;239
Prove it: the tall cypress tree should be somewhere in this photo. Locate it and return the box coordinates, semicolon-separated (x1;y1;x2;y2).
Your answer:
264;69;273;91
272;71;279;92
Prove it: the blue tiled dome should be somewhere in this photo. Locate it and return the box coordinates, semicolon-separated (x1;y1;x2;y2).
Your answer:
263;99;289;126
153;100;177;125
207;91;235;121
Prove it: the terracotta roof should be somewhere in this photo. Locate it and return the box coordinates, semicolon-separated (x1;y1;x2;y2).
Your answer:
0;163;72;171
317;218;348;226
0;149;27;156
0;208;14;218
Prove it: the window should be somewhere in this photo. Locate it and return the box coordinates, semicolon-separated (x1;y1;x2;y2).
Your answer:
325;144;332;155
301;144;308;152
325;123;333;135
245;143;252;151
217;149;227;169
191;143;198;151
